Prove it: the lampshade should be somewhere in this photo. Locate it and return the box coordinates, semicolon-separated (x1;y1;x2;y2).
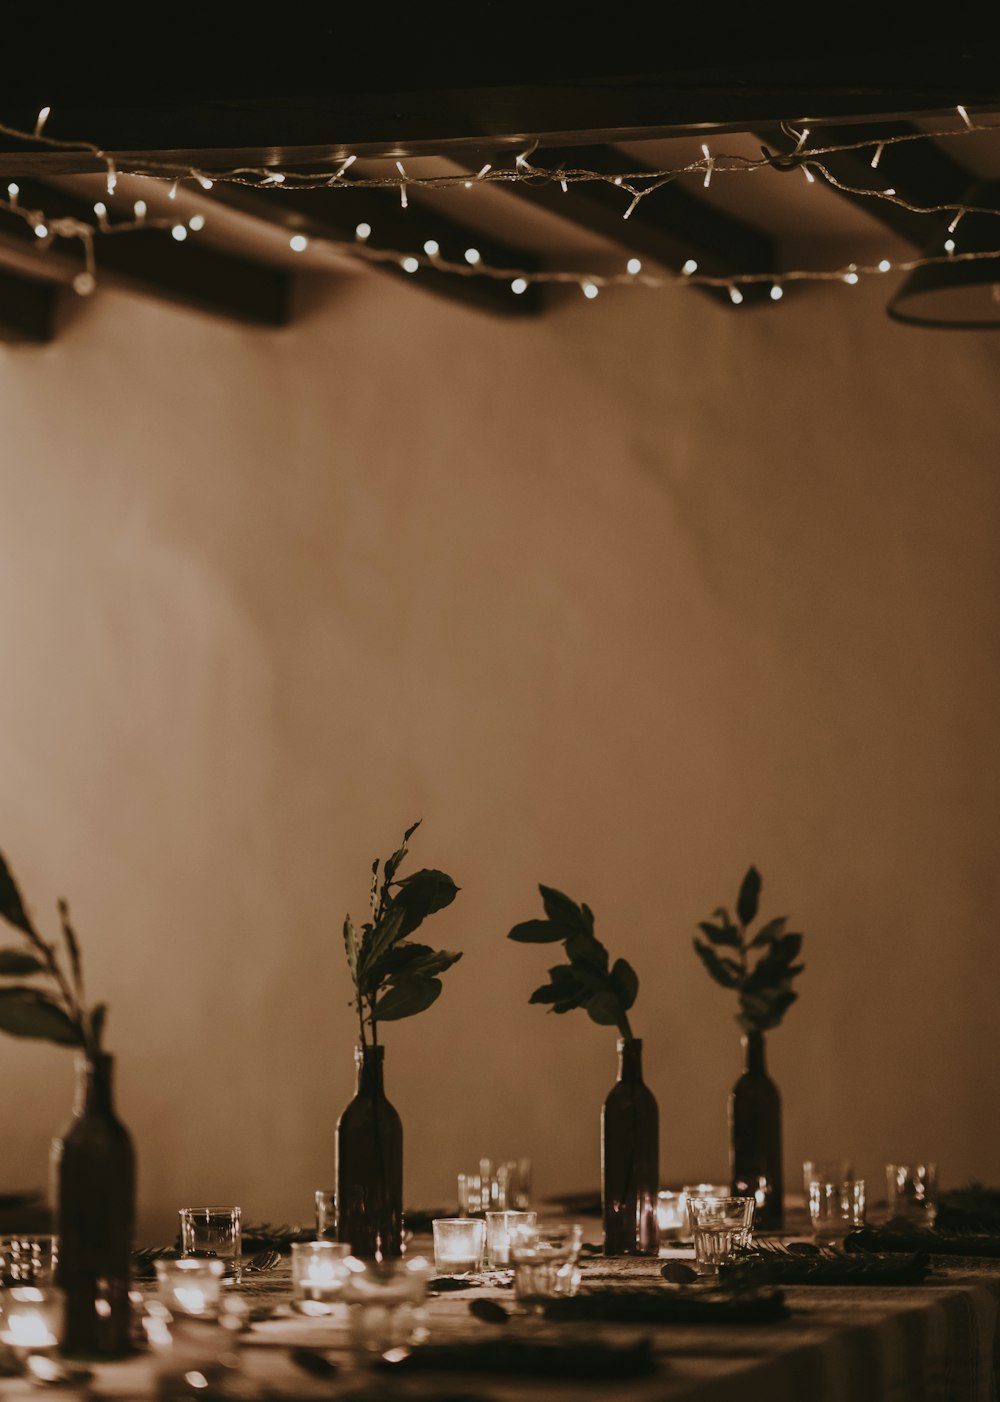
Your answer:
888;180;1000;328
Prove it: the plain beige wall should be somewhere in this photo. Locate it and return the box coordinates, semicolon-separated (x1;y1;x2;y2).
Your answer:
0;267;996;1243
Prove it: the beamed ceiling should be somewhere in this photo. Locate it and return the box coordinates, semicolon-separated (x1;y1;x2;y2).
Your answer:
2;14;1000;339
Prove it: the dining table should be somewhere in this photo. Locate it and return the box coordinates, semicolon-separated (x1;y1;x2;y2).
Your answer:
2;1215;999;1401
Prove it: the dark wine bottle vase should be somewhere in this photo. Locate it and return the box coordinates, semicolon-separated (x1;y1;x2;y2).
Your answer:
730;1030;784;1231
336;1044;403;1260
51;1052;136;1358
602;1037;659;1255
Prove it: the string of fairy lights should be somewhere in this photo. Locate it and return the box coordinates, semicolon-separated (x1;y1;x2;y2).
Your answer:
1;104;1000;303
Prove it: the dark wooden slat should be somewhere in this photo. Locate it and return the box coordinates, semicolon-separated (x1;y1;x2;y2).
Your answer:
0;266;58;342
497;145;775;307
0;179;292;326
207;184;543;318
755;121;975;247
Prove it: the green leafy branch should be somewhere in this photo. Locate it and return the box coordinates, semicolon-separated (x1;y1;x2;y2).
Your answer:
342;820;462;1046
693;866;805;1033
508;886;639;1041
0;850;106;1055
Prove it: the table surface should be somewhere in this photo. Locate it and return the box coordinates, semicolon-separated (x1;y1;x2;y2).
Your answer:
4;1228;1000;1402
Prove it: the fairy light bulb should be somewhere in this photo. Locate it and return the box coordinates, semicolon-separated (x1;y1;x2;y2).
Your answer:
133;200;147;219
423;239;439;257
33;223;47;239
188;214;206;232
171;225;188;241
944;238;955;253
626;258;642;275
195;175;214;190
93;202;107;220
289;234;308;252
34;106;50;136
582;281;599;299
401;256;419;273
844;270;859;284
681;259;698;276
6;183;17;203
355;223;371;241
728;285;743;305
770;285;783;301
878;259;892;272
464;248;481;265
511;278;527;295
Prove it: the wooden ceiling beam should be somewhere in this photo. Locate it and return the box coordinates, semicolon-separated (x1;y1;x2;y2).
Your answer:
0;178;292;326
0;266;59;342
205;183;543;317
494;145;776;307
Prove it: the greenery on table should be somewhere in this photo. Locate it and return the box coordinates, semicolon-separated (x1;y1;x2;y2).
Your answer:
343;821;462;1046
508;886;639;1041
693;866;805;1033
0;848;107;1055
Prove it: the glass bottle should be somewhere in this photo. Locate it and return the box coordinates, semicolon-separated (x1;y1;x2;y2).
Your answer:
730;1030;783;1231
51;1052;135;1358
601;1037;659;1254
336;1044;403;1260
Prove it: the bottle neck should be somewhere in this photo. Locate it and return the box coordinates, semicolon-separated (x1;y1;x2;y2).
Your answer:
741;1031;767;1075
617;1037;644;1083
355;1044;386;1096
73;1052;115;1117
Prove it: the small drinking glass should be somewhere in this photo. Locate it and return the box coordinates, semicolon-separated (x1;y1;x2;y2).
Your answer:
656;1192;687;1243
886;1163;937;1226
314;1190;337;1241
432;1218;486;1274
508;1221;584;1312
341;1255;432;1352
687;1196;755;1274
809;1178;866;1245
0;1236;57;1285
179;1206;242;1283
0;1285;64;1355
485;1210;537;1267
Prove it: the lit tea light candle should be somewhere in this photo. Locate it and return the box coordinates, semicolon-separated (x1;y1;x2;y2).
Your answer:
656;1191;687;1242
155;1258;224;1317
291;1241;351;1315
485;1210;536;1267
0;1286;63;1352
432;1218;486;1274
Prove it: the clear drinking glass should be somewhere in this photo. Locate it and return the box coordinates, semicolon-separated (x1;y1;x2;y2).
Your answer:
508;1221;583;1311
155;1258;224;1317
886;1163;937;1226
485;1210;537;1267
314;1190;337;1240
803;1160;854;1198
0;1236;57;1285
341;1255;432;1352
808;1178;866;1244
432;1218;486;1274
656;1191;687;1242
179;1206;243;1283
687;1196;755;1273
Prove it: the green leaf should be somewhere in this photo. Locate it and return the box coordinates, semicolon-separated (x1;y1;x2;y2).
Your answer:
565;930;609;972
0;949;45;976
770;933;803;966
736;867;762;927
584;991;624;1027
392;869;459;937
538;886;585;932
393;946;462;980
698;921;741;949
343;916;359;983
374;976;442;1022
610;958;638;1010
528;982;562;1005
693;940;741;990
0;853;34;938
0;988;81;1045
579;903;596;936
358;907;406;977
383;820;420;888
507;919;564;943
749;916;787;949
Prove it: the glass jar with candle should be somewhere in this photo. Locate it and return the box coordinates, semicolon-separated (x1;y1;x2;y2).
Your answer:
291;1241;351;1314
154;1259;224;1318
0;1285;64;1356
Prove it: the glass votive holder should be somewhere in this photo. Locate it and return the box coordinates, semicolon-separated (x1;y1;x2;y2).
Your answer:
687;1196;755;1274
809;1178;866;1245
291;1241;352;1315
341;1256;431;1353
508;1222;583;1312
432;1218;486;1274
656;1191;687;1244
886;1163;938;1226
485;1210;537;1267
683;1185;731;1234
0;1236;57;1285
0;1285;64;1355
314;1190;337;1241
803;1160;854;1198
155;1258;224;1318
179;1206;242;1283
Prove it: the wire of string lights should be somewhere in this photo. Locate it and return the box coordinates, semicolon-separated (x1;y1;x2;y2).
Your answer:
1;107;999;301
